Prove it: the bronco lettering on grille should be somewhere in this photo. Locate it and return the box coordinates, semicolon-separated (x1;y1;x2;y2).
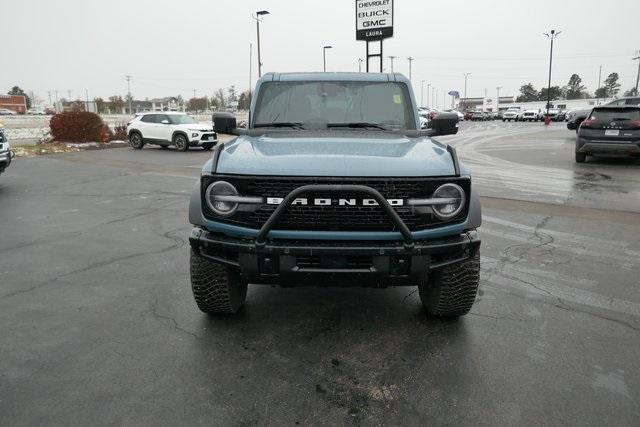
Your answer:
265;198;404;206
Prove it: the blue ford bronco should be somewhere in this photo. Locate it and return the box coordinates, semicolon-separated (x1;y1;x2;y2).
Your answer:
188;72;481;317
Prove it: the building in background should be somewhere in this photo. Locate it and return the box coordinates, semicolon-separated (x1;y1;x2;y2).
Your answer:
0;95;27;114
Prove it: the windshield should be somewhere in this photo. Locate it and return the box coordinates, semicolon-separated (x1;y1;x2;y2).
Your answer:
589;108;640;122
252;81;416;130
169;115;197;124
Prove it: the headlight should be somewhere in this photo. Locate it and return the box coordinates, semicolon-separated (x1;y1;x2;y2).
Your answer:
431;183;465;220
205;181;239;216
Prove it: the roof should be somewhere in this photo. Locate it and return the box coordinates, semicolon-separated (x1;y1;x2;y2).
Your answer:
137;111;186;115
259;72;410;84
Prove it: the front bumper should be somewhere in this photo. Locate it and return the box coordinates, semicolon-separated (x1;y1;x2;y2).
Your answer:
0;149;12;174
576;138;640;156
189;132;218;146
190;228;480;287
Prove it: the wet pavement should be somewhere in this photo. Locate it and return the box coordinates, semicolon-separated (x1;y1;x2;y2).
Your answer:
0;122;639;425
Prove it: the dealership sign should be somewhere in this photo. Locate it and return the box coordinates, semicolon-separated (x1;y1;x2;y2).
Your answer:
356;0;394;41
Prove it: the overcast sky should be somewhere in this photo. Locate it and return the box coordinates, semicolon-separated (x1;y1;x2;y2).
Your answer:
3;0;639;106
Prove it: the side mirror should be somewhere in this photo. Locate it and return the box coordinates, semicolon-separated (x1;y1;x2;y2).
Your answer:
429;112;459;136
161;119;170;124
212;112;237;135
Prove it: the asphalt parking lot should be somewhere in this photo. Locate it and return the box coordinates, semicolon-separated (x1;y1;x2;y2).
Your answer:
1;122;639;425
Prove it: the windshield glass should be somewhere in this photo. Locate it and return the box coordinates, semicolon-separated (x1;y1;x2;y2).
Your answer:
253;81;415;130
169;115;197;124
589;108;640;121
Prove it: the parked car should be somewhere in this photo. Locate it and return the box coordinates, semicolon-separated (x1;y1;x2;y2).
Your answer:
126;112;218;151
521;109;540;122
556;110;567;121
188;72;481;317
445;109;464;121
567;109;592;131
494;111;504;120
483;112;494;121
568;98;640;132
502;107;521;122
542;108;560;121
470;111;486;121
27;108;47;115
0;127;13;176
0;108;17;116
575;105;640;162
463;111;474;121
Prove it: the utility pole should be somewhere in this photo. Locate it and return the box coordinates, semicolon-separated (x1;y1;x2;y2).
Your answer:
125;75;132;114
254;10;270;77
427;83;431;107
544;30;561;118
596;65;602;104
463;72;471;101
496;86;502;113
421;80;425;106
249;42;253;98
323;46;332;72
388;55;396;73
633;52;640;95
358;58;363;72
407;57;414;81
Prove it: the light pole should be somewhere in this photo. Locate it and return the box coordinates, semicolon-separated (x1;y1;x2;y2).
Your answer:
463;72;471;101
544;30;561;117
421;80;425;106
388;55;396;73
407;57;414;81
358;58;363;72
427;83;431;107
633;52;640;95
254;10;270;78
496;86;502;113
323;46;332;72
125;75;132;114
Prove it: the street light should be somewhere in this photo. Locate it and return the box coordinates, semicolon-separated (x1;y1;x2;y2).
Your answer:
253;10;270;78
463;72;471;100
421;80;425;106
323;46;332;72
427;83;431;107
544;30;561;118
496;86;502;113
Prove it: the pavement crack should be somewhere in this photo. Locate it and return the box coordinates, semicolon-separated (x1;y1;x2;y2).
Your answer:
0;226;190;300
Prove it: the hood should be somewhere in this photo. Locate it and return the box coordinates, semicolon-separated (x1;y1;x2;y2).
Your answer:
212;131;457;177
176;123;214;132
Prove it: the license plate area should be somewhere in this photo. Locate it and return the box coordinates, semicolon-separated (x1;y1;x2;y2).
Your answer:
605;129;620;136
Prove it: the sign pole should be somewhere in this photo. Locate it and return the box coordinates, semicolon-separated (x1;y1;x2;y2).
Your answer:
356;0;393;73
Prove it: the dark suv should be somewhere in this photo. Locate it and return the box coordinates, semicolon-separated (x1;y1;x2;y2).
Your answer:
575;105;640;162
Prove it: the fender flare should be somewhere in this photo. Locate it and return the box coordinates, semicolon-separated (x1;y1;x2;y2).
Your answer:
172;130;189;143
467;188;482;229
188;180;204;226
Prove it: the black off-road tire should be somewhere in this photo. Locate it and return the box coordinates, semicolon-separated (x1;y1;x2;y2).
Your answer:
190;249;247;314
173;134;189;152
129;132;144;149
419;252;480;317
575;152;587;163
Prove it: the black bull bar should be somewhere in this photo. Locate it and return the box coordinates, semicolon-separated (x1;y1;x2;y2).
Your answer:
253;184;415;249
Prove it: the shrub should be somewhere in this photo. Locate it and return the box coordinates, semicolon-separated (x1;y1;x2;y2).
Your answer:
110;122;128;141
49;111;109;143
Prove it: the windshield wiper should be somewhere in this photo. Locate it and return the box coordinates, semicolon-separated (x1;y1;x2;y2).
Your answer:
327;122;388;130
254;122;305;129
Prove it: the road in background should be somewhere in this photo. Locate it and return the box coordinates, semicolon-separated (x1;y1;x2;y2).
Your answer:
0;122;638;424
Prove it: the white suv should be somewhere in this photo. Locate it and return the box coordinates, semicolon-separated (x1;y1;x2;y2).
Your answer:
127;112;218;151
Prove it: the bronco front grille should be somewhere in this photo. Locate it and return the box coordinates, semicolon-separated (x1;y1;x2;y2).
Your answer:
202;176;470;232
